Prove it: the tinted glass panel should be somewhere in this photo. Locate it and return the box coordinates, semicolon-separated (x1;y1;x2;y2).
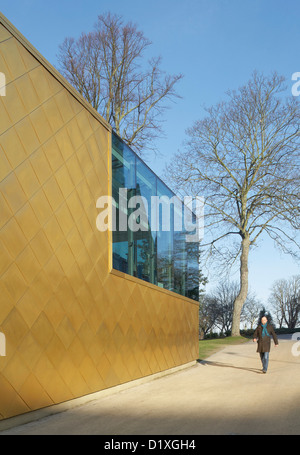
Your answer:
111;133;199;300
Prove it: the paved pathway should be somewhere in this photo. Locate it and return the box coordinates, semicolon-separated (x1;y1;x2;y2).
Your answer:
1;335;300;435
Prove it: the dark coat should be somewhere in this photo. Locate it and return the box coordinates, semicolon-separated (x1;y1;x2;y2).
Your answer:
253;324;278;353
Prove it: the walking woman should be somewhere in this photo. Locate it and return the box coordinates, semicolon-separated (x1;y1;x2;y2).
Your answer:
253;315;279;373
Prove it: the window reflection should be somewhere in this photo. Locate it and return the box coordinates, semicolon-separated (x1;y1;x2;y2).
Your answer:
112;133;199;301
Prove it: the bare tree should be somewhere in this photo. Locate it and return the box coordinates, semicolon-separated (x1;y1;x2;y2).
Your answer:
200;281;257;336
58;12;183;154
206;281;259;334
199;295;219;339
166;72;300;335
211;281;238;334
241;295;263;330
269;275;300;329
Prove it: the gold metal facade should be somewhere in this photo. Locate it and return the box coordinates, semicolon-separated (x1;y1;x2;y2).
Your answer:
0;15;199;421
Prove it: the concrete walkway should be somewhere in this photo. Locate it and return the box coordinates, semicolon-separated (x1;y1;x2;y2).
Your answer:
1;335;300;435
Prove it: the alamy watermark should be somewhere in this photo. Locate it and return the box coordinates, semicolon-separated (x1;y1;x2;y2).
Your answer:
0;332;6;356
291;332;300;357
0;72;6;96
96;190;204;243
291;72;300;97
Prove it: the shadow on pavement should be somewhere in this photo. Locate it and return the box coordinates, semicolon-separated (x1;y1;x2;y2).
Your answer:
197;359;263;374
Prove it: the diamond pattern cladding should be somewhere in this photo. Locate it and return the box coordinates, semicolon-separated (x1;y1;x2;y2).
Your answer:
0;19;199;421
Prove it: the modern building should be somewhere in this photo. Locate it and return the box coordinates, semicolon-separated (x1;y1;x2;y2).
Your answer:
0;12;199;424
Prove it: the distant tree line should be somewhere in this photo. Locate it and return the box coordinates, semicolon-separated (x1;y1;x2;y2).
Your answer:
199;275;300;339
269;275;300;329
199;281;261;339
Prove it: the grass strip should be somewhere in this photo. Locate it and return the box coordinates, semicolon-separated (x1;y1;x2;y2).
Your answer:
199;336;250;361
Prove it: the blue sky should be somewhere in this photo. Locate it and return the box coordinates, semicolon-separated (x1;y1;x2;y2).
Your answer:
1;0;299;306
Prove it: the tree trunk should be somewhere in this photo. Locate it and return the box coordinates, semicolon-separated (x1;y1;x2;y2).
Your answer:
231;234;250;336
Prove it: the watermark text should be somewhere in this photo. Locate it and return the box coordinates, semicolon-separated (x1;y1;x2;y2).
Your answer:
0;332;6;356
96;190;204;243
291;72;300;97
0;72;6;96
291;332;300;357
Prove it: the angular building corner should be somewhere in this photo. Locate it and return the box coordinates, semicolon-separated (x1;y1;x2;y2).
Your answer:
0;12;199;421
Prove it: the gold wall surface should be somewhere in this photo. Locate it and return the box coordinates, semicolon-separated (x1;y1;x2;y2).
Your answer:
0;14;199;421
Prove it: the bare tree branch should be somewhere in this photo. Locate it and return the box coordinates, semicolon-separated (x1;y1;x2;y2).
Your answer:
57;12;183;155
